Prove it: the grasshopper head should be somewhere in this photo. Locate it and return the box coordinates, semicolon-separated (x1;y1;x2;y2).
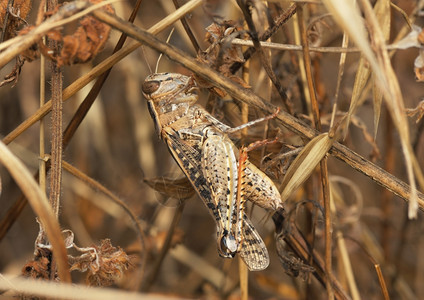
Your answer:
142;73;197;105
142;73;198;138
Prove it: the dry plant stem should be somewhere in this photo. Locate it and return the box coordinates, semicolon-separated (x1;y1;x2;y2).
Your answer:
172;0;200;53
44;0;63;280
241;62;249;143
279;216;350;300
230;3;298;74
381;113;395;262
0;193;30;241
39;45;47;200
298;6;333;299
46;2;61;203
238;256;248;300
0;142;70;282
0;274;175;300
230;39;401;53
239;65;249;300
333;34;348;104
336;231;360;300
375;264;390;300
237;0;292;114
92;9;424;213
48;60;63;220
342;235;390;299
2;0;203;146
142;201;186;291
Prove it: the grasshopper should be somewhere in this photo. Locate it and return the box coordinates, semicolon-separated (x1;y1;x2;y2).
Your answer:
142;72;283;271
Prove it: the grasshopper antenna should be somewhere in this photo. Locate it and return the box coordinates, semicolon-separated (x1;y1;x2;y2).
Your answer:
141;46;153;74
155;27;175;73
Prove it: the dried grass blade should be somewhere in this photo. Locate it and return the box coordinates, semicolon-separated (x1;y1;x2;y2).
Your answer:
336;231;360;300
344;57;371;138
342;0;390;139
372;80;383;139
372;0;391;138
280;133;334;202
0;273;171;299
0;141;70;282
322;0;421;218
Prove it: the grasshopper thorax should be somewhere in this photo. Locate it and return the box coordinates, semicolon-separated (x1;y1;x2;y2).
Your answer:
142;72;199;138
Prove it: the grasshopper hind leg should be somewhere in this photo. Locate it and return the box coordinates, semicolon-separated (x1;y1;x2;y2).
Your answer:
243;162;283;211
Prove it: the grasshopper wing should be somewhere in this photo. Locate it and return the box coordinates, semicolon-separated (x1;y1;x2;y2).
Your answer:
201;134;240;257
163;128;221;222
239;214;270;271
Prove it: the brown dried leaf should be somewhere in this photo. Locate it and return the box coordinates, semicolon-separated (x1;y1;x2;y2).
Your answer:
38;0;114;67
280;133;334;202
22;256;50;280
195;21;248;96
22;246;55;280
69;239;133;287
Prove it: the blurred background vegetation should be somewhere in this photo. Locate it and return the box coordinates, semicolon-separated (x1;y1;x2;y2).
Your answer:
0;0;423;299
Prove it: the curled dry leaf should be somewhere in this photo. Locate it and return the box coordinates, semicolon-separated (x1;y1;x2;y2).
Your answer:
39;0;115;67
22;256;51;280
280;133;335;202
195;21;248;96
69;239;133;287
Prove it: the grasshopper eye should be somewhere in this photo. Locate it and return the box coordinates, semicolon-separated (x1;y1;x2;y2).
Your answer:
142;80;160;95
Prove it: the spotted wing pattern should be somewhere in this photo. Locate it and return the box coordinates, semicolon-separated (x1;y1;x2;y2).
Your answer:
163;128;220;222
201;133;240;257
239;214;270;271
